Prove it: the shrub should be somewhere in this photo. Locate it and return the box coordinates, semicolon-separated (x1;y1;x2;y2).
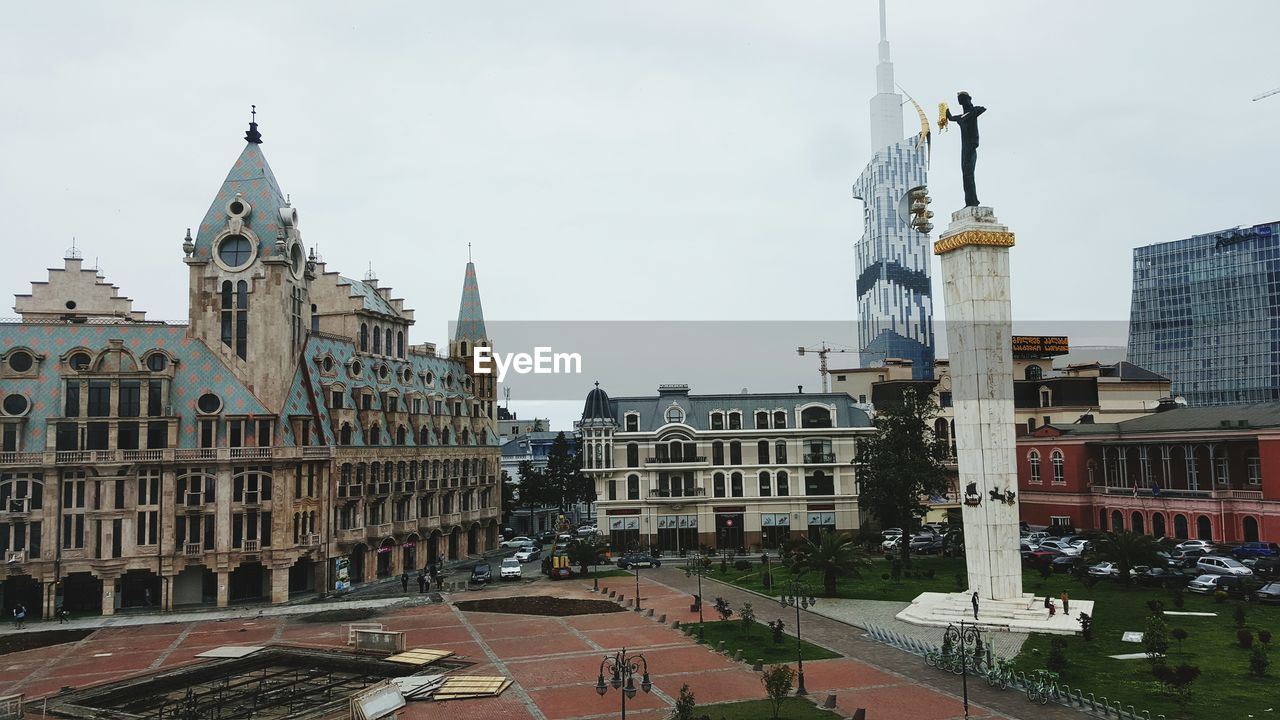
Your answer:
1144;614;1170;663
768;619;785;644
734;559;752;571
954;572;966;591
1146;599;1165;616
1078;612;1094;641
1170;586;1185;609
1214;590;1228;604
760;665;796;720
714;597;733;621
1171;627;1188;650
1238;629;1254;649
1152;663;1201;707
1233;603;1247;629
1038;563;1052;580
1249;645;1270;677
740;602;755;635
1082;575;1100;589
881;573;891;581
1260;629;1273;645
670;684;696;720
1047;637;1068;674
890;558;903;580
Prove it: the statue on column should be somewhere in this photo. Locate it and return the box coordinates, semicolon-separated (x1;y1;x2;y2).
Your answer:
939;92;987;206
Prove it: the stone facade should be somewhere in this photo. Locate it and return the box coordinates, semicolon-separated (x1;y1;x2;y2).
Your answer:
0;122;499;619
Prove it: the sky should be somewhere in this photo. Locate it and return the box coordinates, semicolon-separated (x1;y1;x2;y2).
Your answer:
2;1;1277;429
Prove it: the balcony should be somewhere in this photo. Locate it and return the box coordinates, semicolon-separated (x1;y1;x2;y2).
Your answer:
804;453;836;464
56;451;91;464
230;447;273;460
122;449;164;462
648;487;707;500
336;526;365;544
367;523;393;538
242;539;260;553
645;456;707;465
183;543;202;558
1087;486;1268;503
338;484;363;498
0;452;43;466
304;533;321;547
393;519;417;534
175;448;218;461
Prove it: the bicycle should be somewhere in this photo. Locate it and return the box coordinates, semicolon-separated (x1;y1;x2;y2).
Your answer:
1024;669;1059;705
985;657;1016;690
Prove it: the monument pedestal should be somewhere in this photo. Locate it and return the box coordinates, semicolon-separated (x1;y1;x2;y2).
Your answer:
896;592;1094;635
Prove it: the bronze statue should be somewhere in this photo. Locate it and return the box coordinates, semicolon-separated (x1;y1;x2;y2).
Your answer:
945;92;986;206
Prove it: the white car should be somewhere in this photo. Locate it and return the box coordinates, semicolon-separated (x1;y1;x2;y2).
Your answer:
514;545;541;563
1087;562;1120;578
501;536;534;548
881;536;902;551
1037;539;1081;556
1177;540;1214;553
499;557;522;580
1186;574;1221;594
1196;556;1253;576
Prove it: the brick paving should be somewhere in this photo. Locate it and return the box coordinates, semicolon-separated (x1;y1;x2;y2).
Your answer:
0;570;1086;720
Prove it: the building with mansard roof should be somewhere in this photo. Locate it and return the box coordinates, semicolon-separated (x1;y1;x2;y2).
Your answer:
0;119;499;618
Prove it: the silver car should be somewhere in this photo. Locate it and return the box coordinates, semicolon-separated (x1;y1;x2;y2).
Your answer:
1196;556;1253;576
1186;574;1220;594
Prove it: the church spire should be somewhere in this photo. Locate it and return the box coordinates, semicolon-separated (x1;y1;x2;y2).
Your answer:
868;0;905;152
453;257;487;347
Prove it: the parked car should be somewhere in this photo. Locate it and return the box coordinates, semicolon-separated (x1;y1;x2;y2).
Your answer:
501;526;516;541
537;531;556;545
1052;555;1082;573
913;537;946;555
1167;549;1206;568
1024;549;1061;567
1176;539;1214;553
1088;562;1121;578
577;526;598;537
470;563;492;584
1210;574;1261;599
1231;542;1280;560
1136;567;1191;588
616;554;661;570
1196;556;1253;576
1186;574;1221;594
501;536;534;549
1027;531;1049;543
1036;539;1081;556
1251;558;1280;579
881;536;902;552
514;546;542;563
500;558;522;581
881;528;903;540
1255;582;1280;604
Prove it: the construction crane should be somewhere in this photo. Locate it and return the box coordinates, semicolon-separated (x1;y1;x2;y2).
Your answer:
1252;87;1280;102
797;342;857;393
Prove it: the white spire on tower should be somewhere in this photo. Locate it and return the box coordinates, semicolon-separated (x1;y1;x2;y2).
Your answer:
869;0;905;153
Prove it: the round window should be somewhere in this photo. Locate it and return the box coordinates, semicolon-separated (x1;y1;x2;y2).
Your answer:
290;243;305;278
444;374;453;388
401;367;413;383
7;351;33;373
65;300;77;310
378;364;389;381
217;234;253;268
349;360;363;378
423;371;435;386
2;394;28;416
229;199;247;216
146;354;167;372
197;393;222;414
69;352;91;371
322;356;334;373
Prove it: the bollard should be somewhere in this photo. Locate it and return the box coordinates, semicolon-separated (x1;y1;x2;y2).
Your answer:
658;614;666;623
593;578;599;592
626;599;634;608
733;649;743;661
1087;693;1096;711
851;710;866;720
609;590;616;598
672;620;680;629
717;641;725;654
753;659;763;671
646;608;654;617
822;693;837;709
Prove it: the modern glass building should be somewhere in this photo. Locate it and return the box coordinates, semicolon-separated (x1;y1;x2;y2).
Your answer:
1127;221;1280;405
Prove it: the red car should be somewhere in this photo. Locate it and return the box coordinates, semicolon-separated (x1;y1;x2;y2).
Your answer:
1024;549;1061;567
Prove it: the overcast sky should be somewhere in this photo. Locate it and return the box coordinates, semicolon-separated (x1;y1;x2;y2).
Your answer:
2;2;1276;428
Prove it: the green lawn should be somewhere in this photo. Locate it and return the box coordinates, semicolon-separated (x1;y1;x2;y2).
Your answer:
692;620;840;663
691;698;843;720
716;555;1277;719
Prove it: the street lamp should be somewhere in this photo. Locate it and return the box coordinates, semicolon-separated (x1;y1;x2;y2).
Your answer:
943;620;986;719
778;578;817;695
595;647;652;720
633;560;642;611
684;551;711;640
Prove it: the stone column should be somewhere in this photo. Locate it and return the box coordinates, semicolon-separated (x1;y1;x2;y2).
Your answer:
935;206;1022;602
270;565;290;604
101;578;117;617
216;571;230;607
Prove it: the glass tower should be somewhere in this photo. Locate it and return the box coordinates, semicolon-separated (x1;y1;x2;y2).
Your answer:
1127;221;1280;405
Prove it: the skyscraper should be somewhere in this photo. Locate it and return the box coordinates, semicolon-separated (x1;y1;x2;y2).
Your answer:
852;0;935;379
1127;220;1280;406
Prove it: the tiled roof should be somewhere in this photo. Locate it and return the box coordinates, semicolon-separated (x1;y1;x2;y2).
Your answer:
586;387;871;432
1048;402;1280;437
337;276;400;318
453;262;486;345
193;142;289;262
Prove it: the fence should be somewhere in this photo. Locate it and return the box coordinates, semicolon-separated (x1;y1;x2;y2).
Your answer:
861;624;1166;720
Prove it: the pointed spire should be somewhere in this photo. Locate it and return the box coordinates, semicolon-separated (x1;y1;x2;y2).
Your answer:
454;258;487;345
245;104;263;144
869;0;905;152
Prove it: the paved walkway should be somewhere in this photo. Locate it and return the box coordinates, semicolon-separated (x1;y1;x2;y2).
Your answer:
647;566;1080;720
806;598;1030;659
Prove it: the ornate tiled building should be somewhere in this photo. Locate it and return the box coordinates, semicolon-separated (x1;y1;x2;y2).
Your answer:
0;120;499;617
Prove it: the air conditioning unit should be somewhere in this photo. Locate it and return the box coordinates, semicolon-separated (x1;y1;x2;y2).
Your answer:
186;492;202;506
5;551;25;564
7;499;27;513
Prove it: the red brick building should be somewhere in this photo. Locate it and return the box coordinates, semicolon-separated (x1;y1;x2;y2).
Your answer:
1017;403;1280;544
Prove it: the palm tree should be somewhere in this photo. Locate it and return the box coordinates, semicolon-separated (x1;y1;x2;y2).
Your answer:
788;531;868;596
565;538;607;577
1090;531;1162;582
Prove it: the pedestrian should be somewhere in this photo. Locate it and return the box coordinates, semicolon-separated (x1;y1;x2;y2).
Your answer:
56;606;69;624
1047;599;1057;617
13;604;26;630
144;587;153;607
417;572;427;593
971;591;979;620
435;573;443;592
400;572;409;593
1060;590;1070;616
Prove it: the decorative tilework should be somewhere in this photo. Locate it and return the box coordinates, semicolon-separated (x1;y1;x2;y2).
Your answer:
192;143;289;262
454;262;486;345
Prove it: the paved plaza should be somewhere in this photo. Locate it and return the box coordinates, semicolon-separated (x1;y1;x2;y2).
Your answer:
0;570;1078;720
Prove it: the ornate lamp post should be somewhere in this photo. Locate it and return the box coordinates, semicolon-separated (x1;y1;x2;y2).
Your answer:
943;620;986;719
633;560;642;611
684;552;710;640
594;647;652;720
778;579;817;695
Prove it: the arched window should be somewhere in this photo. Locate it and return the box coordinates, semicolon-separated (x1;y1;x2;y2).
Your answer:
1051;450;1065;484
757;440;769;464
1243;516;1260;543
1098;508;1107;531
368;424;380;445
710;412;724;430
1039;386;1052;408
773;410;787;429
730;472;743;497
627;474;639;500
626;443;639;467
1111;510;1124;531
1028;450;1041;483
441;427;451;445
1152;513;1166;538
1196;515;1212;541
311;304;319;334
1174;513;1188;539
665;405;684;424
713;472;726;498
776;470;789;496
759;471;771;497
397;331;405;358
1131;512;1145;535
800;406;832;428
359;323;369;352
419;426;430;445
339;423;352;445
775;440;787;463
1025;365;1043;381
727;412;742;430
396;425;407;445
373;326;382;355
755;411;769;429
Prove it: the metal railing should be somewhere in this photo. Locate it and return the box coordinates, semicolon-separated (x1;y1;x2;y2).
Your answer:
804;452;836;464
645;455;708;464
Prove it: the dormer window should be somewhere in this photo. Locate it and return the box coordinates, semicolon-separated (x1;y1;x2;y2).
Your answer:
710;412;724;430
727;412;741;430
69;352;91;372
624;413;639;432
7;351;33;373
665;405;684;424
1039;386;1052;408
755;411;769;429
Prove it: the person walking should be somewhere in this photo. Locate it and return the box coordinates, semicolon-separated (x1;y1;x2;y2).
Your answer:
400;572;409;593
13;604;26;630
1060;591;1070;616
417;572;427;593
435;572;444;592
971;592;979;620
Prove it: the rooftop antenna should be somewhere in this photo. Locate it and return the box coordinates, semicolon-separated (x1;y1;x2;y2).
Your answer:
364;262;377;282
64;237;82;260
